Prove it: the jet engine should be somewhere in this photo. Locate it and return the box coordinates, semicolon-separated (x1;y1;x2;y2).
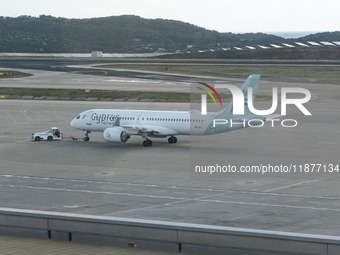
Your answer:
103;127;130;143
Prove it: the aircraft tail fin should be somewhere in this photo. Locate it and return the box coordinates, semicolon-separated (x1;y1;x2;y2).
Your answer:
222;74;260;115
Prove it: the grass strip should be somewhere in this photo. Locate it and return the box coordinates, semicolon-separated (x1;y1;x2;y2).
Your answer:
99;64;340;84
0;87;191;102
0;87;271;103
0;70;33;79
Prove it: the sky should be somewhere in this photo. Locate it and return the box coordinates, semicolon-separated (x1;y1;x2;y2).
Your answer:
1;0;339;35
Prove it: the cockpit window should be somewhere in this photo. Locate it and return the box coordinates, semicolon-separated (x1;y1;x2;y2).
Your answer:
82;115;86;119
76;115;80;119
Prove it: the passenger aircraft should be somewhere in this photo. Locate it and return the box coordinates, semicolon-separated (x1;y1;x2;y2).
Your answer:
70;74;265;147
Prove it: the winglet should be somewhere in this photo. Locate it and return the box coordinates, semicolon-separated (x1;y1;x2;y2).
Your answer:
113;117;121;126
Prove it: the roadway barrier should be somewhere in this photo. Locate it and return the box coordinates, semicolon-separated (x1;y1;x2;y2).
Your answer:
1;207;340;255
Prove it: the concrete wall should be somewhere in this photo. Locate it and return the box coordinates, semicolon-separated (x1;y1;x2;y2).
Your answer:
1;207;340;255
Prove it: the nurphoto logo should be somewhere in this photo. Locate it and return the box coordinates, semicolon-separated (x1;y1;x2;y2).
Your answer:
199;84;311;116
197;81;312;128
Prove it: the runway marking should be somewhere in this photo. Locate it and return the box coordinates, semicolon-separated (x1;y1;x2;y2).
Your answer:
108;204;170;216
53;111;69;122
3;110;17;124
198;199;340;213
162;192;228;207
36;112;50;122
2;175;340;216
104;191;340;216
263;179;319;192
1;174;340;201
0;174;218;192
0;184;187;201
20;110;34;123
91;192;235;216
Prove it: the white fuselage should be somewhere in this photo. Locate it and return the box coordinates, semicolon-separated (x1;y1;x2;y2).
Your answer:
70;109;214;136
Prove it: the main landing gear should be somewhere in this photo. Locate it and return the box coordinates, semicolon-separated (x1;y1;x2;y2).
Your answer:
168;136;177;144
84;131;91;141
143;139;153;147
143;136;177;147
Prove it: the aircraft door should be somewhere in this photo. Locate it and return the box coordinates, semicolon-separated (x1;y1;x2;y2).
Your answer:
136;115;141;124
86;111;93;125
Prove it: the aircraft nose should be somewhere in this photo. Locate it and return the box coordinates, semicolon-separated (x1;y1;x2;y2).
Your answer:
71;115;82;128
70;119;76;128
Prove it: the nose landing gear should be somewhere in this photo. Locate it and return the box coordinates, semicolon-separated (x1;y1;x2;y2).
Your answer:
84;131;91;141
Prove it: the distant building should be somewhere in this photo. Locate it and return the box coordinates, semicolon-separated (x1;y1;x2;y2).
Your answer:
270;44;283;48
245;46;256;50
320;41;336;46
295;42;310;47
91;51;103;58
282;43;295;48
157;48;166;52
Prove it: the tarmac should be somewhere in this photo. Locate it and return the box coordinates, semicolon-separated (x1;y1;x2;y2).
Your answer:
0;64;340;252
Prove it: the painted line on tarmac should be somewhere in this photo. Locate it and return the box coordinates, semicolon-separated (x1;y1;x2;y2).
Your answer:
36;112;50;122
20;110;34;123
3;110;17;124
0;174;338;201
199;198;340;213
263;179;319;193
0;184;187;201
53;111;69;122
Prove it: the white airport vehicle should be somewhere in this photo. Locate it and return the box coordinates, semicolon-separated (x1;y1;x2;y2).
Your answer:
32;127;62;141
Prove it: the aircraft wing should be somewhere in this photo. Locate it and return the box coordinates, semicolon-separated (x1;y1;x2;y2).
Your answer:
121;123;178;137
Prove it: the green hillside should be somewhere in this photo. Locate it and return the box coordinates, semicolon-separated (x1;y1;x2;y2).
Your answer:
0;15;283;53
